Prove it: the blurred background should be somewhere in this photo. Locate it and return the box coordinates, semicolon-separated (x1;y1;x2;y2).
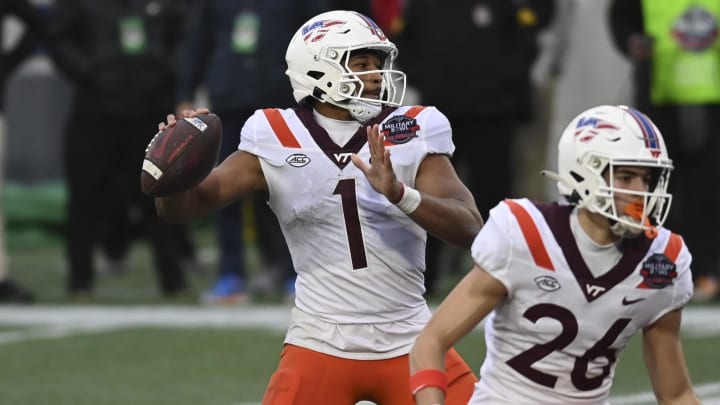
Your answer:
2;0;644;305
1;0;719;403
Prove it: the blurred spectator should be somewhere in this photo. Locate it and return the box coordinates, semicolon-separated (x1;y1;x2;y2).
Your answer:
609;0;720;301
175;0;330;305
0;0;41;303
541;0;634;201
45;0;195;300
395;0;555;296
331;1;404;37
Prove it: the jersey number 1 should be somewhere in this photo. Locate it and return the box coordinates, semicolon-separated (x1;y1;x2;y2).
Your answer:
334;179;368;269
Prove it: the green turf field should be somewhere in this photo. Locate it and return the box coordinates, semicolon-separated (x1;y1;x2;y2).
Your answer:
1;183;719;404
0;314;717;404
2;234;718;404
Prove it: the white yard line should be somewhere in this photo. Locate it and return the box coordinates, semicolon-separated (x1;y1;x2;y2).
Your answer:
0;305;717;345
0;305;290;344
0;304;716;333
612;382;720;404
0;305;291;329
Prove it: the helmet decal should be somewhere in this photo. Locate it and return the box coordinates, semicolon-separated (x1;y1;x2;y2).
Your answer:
352;11;387;41
302;20;347;43
621;106;662;157
576;117;620;131
575;116;620;142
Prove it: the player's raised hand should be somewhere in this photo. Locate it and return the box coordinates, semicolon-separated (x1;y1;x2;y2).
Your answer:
351;124;403;203
182;107;210;118
158;108;211;131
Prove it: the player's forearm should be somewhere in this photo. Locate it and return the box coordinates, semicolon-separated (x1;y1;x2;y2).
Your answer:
408;194;483;248
155;191;198;223
154;179;221;223
650;366;700;405
409;334;449;405
413;386;445;405
656;390;701;405
409;333;447;374
643;311;700;405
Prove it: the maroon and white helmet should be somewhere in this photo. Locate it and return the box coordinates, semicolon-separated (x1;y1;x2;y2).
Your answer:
543;105;673;237
285;10;406;122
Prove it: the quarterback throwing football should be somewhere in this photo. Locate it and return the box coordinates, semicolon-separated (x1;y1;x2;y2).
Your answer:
154;10;483;405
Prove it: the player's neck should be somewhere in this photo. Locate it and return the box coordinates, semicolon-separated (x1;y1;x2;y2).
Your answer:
314;102;353;121
577;208;621;245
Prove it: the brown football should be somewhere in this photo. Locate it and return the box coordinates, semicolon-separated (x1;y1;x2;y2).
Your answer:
141;113;222;197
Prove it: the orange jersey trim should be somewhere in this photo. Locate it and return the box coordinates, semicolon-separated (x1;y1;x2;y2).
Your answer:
637;233;683;289
263;109;301;148
664;233;683;262
505;200;555;271
404;105;426;118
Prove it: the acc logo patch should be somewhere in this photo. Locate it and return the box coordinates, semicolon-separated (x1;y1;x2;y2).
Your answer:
534;275;560;292
381;115;419;144
640;253;677;289
286;153;311;168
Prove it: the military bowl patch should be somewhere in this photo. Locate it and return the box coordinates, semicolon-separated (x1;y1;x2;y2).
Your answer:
639;253;677;289
381;115;419;144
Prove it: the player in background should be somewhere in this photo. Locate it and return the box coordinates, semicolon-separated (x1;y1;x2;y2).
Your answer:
154;10;482;404
409;105;700;405
0;0;40;303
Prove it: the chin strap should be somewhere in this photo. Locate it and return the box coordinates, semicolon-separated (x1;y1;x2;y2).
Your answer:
609;219;643;239
347;99;382;123
643;217;658;239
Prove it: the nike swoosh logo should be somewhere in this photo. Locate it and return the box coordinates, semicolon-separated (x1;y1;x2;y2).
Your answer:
151;128;173;159
622;297;646;305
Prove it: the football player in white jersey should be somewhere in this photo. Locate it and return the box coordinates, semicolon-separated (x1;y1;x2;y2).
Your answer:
409;105;700;405
153;10;483;405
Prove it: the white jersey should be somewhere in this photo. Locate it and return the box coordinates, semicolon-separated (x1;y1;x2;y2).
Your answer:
469;198;693;404
239;105;454;359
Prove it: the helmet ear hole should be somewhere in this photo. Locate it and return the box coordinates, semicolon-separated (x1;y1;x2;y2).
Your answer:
570;171;584;184
567;191;581;204
312;87;327;99
307;71;324;80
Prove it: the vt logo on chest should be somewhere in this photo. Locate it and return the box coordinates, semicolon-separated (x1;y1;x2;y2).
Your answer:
333;152;354;164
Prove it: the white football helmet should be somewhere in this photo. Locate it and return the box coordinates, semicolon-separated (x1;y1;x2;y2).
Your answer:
285;10;406;122
542;105;673;238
